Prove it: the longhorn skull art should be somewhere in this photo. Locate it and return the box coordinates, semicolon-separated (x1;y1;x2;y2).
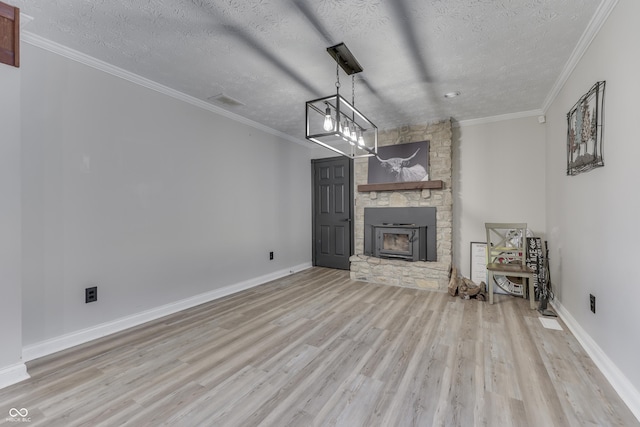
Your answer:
376;148;428;182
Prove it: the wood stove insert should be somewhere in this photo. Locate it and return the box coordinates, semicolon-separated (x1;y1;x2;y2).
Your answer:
364;207;436;262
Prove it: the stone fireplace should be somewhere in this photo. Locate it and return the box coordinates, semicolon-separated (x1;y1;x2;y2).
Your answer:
350;119;452;290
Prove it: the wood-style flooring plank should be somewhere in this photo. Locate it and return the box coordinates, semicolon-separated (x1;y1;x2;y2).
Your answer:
0;267;637;427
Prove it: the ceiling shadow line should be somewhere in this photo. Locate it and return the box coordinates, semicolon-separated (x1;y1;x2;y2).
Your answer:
187;0;322;97
388;0;432;83
291;0;333;45
222;24;322;97
387;0;449;121
291;0;416;127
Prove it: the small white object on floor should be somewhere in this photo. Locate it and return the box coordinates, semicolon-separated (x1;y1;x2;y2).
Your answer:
539;317;563;331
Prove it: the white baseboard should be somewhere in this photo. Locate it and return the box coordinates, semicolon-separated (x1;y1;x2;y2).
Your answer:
551;300;640;422
22;263;312;363
0;363;30;389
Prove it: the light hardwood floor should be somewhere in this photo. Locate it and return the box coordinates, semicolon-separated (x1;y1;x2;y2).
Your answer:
0;267;637;426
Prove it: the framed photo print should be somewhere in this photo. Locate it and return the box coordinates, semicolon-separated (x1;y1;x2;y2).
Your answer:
367;140;429;184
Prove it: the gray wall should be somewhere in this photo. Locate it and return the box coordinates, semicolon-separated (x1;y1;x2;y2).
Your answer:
453;116;546;278
0;52;25;382
451;1;640;411
544;0;640;404
20;44;313;348
4;1;639;412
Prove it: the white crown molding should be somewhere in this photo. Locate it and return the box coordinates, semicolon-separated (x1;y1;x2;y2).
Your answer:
541;0;620;113
21;32;309;148
20;13;34;28
22;263;312;363
551;299;640;422
0;363;30;390
454;109;544;128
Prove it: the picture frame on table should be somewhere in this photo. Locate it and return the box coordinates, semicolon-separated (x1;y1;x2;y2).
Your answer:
470;242;487;285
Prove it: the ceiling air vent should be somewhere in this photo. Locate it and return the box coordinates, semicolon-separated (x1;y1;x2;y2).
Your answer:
207;93;245;107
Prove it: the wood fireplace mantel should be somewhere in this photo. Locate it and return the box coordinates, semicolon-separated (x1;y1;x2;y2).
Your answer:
357;180;443;192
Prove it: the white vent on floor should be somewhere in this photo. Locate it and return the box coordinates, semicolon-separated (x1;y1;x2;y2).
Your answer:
539;317;563;330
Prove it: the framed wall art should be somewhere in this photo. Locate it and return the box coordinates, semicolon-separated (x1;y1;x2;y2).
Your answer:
367;140;429;184
567;81;605;176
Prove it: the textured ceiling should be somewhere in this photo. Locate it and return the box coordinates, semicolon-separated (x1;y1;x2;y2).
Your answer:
14;0;603;141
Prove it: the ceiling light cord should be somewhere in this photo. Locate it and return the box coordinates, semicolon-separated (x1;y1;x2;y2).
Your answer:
335;57;351;140
352;75;355;107
350;75;358;144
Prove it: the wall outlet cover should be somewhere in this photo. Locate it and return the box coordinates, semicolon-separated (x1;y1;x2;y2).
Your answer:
86;286;98;303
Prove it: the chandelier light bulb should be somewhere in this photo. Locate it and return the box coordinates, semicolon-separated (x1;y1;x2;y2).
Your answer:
342;120;350;137
357;129;365;146
323;106;334;131
350;124;357;142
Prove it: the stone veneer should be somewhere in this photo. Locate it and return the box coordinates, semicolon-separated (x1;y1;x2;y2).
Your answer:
350;119;453;290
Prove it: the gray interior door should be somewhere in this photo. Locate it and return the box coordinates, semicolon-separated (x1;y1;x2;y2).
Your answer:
312;156;353;270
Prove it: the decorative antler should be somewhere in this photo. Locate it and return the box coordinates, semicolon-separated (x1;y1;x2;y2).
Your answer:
376;148;420;163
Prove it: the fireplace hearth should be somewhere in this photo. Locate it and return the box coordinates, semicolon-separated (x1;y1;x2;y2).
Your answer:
364;207;436;262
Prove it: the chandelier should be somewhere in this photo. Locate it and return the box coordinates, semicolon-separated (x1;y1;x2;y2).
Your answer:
305;43;377;158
